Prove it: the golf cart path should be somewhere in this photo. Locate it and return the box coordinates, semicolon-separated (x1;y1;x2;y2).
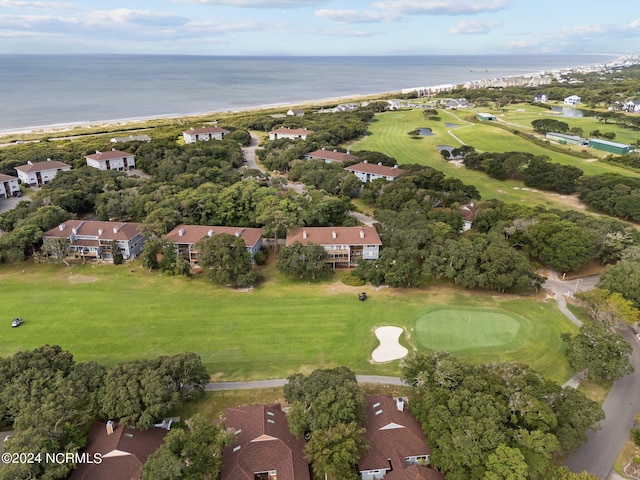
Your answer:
205;375;406;391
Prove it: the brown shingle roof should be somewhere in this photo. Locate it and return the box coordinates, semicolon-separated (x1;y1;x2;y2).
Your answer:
44;220;143;242
344;162;406;178
85;149;134;161
305;149;359;162
15;160;71;173
184;126;230;135
286;226;381;247
359;395;431;472
385;465;446;480
165;225;264;249
70;422;167;480
269;127;314;136
459;203;478;222
222;404;310;480
0;173;18;182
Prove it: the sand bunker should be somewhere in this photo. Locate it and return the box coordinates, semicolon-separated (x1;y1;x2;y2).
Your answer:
372;326;408;362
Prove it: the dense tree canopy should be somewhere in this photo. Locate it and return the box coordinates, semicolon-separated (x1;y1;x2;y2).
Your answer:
402;352;604;480
277;241;331;280
195;233;259;287
562;323;634;381
598;259;640;307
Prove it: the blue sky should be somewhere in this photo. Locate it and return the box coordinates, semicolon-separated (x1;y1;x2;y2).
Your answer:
1;0;639;55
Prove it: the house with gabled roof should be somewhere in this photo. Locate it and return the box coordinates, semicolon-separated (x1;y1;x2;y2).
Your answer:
85;149;136;171
287;108;305;117
221;404;310;480
304;148;359;163
183;126;230;144
345;161;406;183
69;421;168;480
14;159;71;187
165;225;264;265
43;220;145;261
359;395;442;480
286;226;381;268
268;127;314;141
0;173;21;199
564;95;581;106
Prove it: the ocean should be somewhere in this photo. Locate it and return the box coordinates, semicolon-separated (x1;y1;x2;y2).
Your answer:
0;54;619;132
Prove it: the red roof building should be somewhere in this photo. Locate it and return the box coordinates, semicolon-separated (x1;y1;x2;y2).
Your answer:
304;149;359;163
345;162;406;182
183;126;230;144
85;149;135;171
222;404;310;480
268;127;314;141
70;421;167;480
359;395;441;480
165;225;264;265
43;220;145;261
15;159;71;187
286;226;381;268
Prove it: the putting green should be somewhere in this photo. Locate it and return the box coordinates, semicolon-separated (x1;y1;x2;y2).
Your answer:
415;308;523;353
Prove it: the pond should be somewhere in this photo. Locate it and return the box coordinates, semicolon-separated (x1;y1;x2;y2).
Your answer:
418;127;434;136
550;106;584;118
444;123;460;128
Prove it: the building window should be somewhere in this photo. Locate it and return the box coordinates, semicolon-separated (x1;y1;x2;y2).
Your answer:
254;471;277;480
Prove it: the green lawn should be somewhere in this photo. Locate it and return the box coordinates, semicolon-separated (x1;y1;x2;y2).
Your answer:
0;262;576;384
353;108;638;208
416;308;522;352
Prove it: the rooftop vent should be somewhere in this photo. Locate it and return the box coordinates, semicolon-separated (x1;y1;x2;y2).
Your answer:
178;228;185;237
58;223;66;231
332;230;337;239
360;229;365;239
302;230;307;239
98;228;103;235
113;226;119;234
396;397;405;412
208;229;214;237
375;409;383;416
106;420;115;435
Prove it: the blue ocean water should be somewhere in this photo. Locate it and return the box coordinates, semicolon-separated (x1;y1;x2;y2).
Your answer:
0;54;618;132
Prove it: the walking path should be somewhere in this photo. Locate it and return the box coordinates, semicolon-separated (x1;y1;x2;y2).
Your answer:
205;375;406;391
542;270;640;479
242;132;263;172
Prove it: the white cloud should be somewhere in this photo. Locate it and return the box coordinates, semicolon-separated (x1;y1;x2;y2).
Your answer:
372;0;510;16
0;0;73;8
449;19;501;35
315;0;510;25
506;19;640;52
84;9;189;28
315;8;398;23
176;0;327;7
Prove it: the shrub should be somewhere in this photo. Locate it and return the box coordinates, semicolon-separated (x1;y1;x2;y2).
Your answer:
342;271;365;286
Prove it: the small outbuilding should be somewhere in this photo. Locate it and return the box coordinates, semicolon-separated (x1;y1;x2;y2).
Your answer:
476;112;496;121
588;139;635;155
546;132;587;146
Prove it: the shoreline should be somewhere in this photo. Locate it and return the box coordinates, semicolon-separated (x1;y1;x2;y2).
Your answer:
1;53;635;139
0;91;400;138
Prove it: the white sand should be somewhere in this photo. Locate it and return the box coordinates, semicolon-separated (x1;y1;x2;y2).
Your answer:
371;326;408;363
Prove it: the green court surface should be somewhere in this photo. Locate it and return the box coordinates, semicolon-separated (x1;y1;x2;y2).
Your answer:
415;308;522;353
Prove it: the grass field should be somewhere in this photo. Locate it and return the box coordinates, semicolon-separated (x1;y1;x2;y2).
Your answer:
352;107;639;208
415;308;521;352
0;262;577;384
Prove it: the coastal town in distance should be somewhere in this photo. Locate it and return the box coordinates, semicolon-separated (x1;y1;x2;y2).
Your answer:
2;1;640;479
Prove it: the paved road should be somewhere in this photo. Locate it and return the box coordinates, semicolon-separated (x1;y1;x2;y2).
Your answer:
543;270;600;328
242;133;263;172
205;375;406;391
544;270;640;479
566;327;640;479
348;211;377;226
